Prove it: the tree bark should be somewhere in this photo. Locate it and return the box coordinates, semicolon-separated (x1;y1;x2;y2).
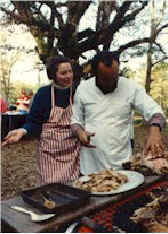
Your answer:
145;0;167;93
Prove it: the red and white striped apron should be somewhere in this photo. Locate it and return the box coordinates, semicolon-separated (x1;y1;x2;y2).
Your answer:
37;85;80;185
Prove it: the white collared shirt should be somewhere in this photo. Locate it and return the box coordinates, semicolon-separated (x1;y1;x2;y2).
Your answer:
71;77;165;175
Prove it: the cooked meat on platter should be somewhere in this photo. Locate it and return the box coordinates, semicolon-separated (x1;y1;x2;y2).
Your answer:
131;187;168;232
74;169;128;193
123;150;168;175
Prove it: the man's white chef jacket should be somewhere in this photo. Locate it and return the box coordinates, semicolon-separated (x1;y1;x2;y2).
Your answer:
71;77;165;175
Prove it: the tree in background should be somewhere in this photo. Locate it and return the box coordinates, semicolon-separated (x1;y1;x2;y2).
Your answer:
0;29;20;103
145;0;168;93
0;0;168;89
150;62;168;113
0;22;48;104
0;2;166;62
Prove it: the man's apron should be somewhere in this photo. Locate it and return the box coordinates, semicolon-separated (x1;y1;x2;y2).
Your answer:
37;85;80;185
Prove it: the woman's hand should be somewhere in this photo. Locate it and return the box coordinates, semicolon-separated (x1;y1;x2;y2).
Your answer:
144;126;164;156
1;128;27;147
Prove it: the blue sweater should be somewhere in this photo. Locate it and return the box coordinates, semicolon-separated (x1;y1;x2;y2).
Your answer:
23;85;71;138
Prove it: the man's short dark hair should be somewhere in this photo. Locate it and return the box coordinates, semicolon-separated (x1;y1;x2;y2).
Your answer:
91;51;120;76
46;56;72;80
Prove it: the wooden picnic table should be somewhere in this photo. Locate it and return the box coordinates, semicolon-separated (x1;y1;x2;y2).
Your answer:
1;175;163;233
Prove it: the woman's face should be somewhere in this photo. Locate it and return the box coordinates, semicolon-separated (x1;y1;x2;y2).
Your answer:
55;62;73;88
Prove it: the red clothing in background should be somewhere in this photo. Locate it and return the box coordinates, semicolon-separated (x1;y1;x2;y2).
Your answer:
16;94;32;112
0;97;8;113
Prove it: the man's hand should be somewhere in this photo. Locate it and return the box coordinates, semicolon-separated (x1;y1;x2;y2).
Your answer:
71;123;96;148
144;126;164;156
1;128;26;147
78;129;96;148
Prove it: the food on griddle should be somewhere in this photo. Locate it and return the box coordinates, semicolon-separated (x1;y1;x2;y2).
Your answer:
74;169;128;192
41;193;56;209
43;199;56;209
130;186;168;232
123;150;168;175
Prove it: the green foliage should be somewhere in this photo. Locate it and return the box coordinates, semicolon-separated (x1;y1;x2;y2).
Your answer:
150;62;168;112
0;57;17;103
0;29;21;102
153;62;168;72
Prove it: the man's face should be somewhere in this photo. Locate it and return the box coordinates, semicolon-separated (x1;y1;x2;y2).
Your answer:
96;60;119;94
55;62;73;88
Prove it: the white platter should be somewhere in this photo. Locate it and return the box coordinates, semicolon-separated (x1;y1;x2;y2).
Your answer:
73;170;144;195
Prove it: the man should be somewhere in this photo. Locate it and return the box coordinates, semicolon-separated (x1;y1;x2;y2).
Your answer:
71;51;166;175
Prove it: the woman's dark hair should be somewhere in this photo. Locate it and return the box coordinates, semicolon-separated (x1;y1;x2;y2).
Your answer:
46;56;72;80
91;51;120;76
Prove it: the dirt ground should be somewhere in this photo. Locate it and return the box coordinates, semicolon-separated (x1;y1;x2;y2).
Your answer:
1;124;168;201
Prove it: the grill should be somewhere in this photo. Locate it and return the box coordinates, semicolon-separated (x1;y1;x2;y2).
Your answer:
74;179;168;233
21;183;89;215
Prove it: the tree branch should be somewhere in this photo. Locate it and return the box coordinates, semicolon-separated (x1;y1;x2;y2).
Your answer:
45;2;64;29
118;37;151;54
77;28;95;41
1;3;60;37
152;57;168;67
155;23;168;36
66;1;91;29
101;1;148;45
78;1;148;53
154;42;166;54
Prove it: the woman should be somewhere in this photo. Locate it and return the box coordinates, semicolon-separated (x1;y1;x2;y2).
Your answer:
2;56;80;185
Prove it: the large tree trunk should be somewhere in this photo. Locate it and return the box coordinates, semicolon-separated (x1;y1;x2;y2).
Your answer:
145;43;153;93
145;0;167;93
1;0;167;80
145;0;155;93
96;1;117;51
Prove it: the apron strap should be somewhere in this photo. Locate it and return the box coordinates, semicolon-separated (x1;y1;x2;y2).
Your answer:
51;85;55;108
70;87;73;106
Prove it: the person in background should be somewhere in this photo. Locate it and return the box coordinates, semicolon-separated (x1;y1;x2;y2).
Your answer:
8;105;17;112
16;88;33;114
0;96;8;113
2;56;80;185
71;51;166;175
